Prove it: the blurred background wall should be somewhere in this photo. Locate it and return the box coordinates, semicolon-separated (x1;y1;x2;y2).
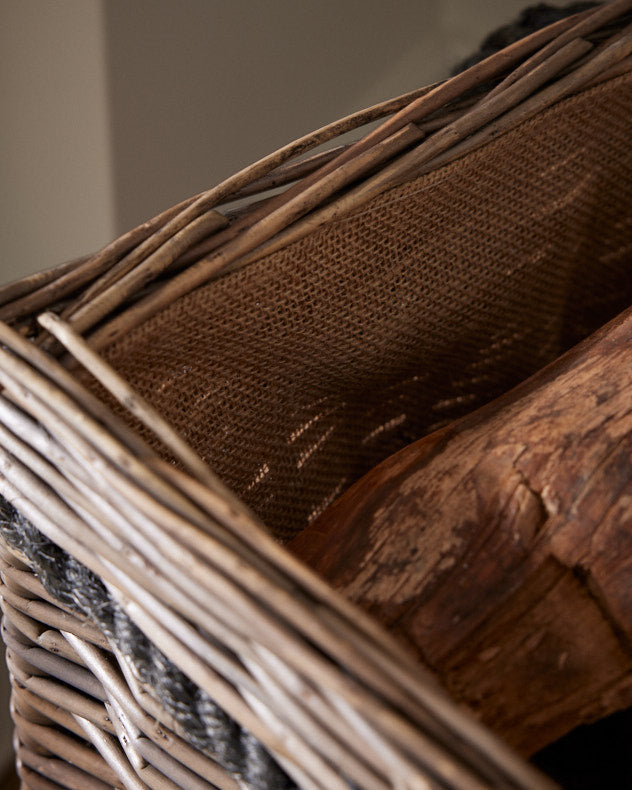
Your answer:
0;0;529;776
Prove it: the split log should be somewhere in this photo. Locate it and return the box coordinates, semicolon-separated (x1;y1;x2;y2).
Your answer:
289;306;632;756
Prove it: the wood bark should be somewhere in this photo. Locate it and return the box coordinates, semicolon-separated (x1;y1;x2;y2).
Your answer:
289;307;632;756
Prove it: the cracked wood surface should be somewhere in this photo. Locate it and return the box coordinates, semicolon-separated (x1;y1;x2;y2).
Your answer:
289;306;632;756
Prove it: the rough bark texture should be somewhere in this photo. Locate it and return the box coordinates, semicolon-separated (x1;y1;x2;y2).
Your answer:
289;308;632;756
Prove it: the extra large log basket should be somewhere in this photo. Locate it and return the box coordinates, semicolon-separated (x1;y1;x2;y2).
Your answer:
1;3;632;789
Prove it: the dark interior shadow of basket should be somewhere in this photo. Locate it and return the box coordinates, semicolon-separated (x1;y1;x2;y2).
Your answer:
533;707;632;789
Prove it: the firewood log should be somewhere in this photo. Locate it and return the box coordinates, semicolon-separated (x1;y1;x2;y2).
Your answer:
289;307;632;756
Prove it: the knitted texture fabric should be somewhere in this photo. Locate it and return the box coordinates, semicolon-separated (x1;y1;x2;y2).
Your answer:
99;71;632;544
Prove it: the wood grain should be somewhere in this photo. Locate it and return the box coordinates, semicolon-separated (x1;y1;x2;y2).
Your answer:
289;306;632;756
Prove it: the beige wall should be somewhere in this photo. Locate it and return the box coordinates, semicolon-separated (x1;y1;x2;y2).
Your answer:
1;0;115;285
1;0;114;767
0;0;529;775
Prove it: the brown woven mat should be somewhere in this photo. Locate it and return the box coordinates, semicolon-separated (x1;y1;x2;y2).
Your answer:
100;71;632;543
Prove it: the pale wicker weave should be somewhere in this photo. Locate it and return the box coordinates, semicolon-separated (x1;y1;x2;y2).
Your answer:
1;3;632;788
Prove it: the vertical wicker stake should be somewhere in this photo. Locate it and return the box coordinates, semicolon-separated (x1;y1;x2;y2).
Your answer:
289;307;632;756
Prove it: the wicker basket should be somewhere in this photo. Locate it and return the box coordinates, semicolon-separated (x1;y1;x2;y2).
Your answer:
1;3;632;788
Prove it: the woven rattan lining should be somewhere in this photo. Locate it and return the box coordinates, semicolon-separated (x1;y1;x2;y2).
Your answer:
101;72;632;544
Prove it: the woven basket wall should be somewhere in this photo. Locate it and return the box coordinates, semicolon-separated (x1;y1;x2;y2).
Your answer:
1;3;632;789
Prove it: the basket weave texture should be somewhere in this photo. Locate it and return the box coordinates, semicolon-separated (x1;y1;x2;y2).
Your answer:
1;4;632;789
101;71;632;543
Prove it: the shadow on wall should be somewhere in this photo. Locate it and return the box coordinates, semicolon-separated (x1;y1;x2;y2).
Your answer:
0;0;532;285
102;0;532;235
